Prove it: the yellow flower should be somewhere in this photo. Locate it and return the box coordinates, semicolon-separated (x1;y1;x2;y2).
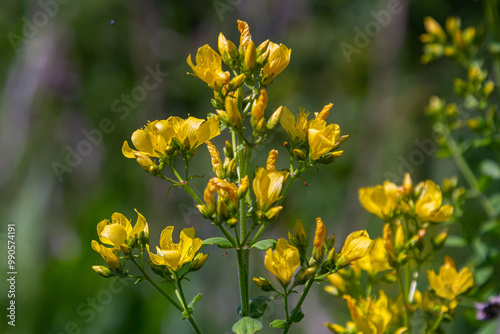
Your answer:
218;32;238;64
147;226;204;271
252;166;289;212
187;44;230;89
337;230;374;267
308;122;344;160
91;241;121;271
427;255;474;300
94;210;149;251
262;42;291;85
325;322;356;333
415;180;453;222
344;291;392;334
122;118;178;160
174;115;220;151
279;107;309;143
264;238;300;286
237;20;252;50
358;181;400;219
354;238;391;275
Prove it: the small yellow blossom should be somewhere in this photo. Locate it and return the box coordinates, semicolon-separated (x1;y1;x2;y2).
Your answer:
262;42;291;85
253;166;289;212
354;238;391;275
344;291;392;334
224;94;243;130
337;230;374;267
187;45;230;89
147;226;204;271
313;217;328;259
94;210;149;250
415;180;453;222
280;107;309;143
175;115;220;151
308;121;345;160
358;181;400;219
427;255;474;300
218;32;238;63
91;241;121;271
264;238;300;286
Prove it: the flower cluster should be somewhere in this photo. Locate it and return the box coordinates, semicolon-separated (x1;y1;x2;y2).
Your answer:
325;174;473;333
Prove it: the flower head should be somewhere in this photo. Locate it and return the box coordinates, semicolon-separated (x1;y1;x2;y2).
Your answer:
354;238;391;275
147;226;204;271
91;241;121;271
308;122;344;161
262;42;291;85
279;107;309;143
264;239;300;286
187;44;230;89
359;181;400;219
427;255;473;300
253;156;289;212
94;210;149;251
337;230;374;267
175;115;220;152
415;180;453;222
343;291;392;334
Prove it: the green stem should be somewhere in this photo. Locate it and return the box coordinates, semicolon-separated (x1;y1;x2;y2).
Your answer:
170;163;205;206
129;257;183;312
428;313;444;333
284;291;290;323
283;278;315;334
396;267;410;329
445;130;495;218
158;173;177;184
236;248;250;317
174;275;204;334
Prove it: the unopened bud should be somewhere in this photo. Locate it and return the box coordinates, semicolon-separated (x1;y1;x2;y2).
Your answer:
265;206;283;220
293;149;306;161
294;267;315;285
267;106;283;130
403;173;413;195
92;265;114;278
244;40;257;72
228;73;246;91
432;228;449;251
227;217;238;228
253;277;275;292
190;253;209;272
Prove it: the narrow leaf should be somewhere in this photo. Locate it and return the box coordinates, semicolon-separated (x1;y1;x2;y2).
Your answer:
202;237;233;249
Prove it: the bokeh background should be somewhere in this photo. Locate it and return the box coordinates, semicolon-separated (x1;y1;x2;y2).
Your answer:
0;0;497;333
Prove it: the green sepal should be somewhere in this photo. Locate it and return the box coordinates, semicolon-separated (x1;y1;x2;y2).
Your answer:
251;239;277;251
232;317;263;334
202;237;234;249
269;319;288;329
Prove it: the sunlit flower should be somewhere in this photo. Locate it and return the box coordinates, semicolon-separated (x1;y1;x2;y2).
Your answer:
337;230;374;267
262;42;291;85
308;123;344;160
264;238;300;286
344;291;392;334
359;181;400;219
175;115;220;151
279;107;309;143
187;44;230;89
147;226;204;271
354;237;391;275
427;255;474;300
94;210;149;251
253;166;289;212
122;118;179;160
415;180;453;222
91;241;121;271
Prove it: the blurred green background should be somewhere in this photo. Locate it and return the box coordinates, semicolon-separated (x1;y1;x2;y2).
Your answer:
0;0;496;333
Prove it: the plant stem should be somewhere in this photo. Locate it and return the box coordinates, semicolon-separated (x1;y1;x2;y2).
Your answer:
236;248;250;316
445;130;495;218
174;277;204;334
396;267;410;329
428;313;444;333
283;278;315;334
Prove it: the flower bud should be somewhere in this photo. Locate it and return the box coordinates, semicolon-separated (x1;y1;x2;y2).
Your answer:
228;73;246;91
293;149;306;161
403;173;413;195
267;106;283;130
190;253;209;272
294;267;315;285
224;95;243;130
218;33;238;65
244;40;257;72
92;265;114;278
431;228;449;251
227;217;238;228
253;277;275;292
265;206;283;220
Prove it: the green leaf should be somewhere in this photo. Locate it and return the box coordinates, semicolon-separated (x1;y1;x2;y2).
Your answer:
202;237;233;249
188;293;202;309
238;296;270;319
232;317;263;334
480;160;500;179
445;235;468;247
270;319;288;329
290;308;305;323
251;239;277;251
475;266;494;286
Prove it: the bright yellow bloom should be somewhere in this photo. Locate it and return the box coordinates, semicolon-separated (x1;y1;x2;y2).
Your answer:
262;42;291;85
94;210;149;251
308;122;344;160
237;20;252;50
253;166;289;211
427;255;474;300
358;181;399;219
91;241;121;271
187;44;230;89
174;115;220;151
147;226;204;271
279;107;309;143
223;93;243;130
415;180;453;222
264;238;300;286
354;238;391;275
344;291;392;334
122;118;178;160
337;230;374;267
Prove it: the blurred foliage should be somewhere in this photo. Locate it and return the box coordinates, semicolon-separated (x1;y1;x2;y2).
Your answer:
0;0;497;333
